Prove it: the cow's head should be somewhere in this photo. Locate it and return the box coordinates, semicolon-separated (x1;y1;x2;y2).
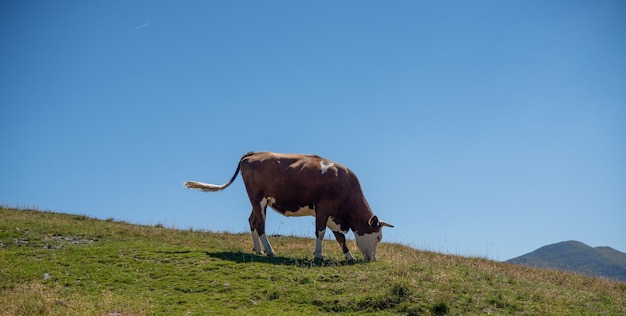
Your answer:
354;215;394;261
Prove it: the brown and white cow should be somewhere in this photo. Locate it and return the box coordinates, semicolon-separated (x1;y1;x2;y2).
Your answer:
185;151;393;261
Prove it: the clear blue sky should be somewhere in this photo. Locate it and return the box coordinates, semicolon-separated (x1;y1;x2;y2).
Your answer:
1;1;624;260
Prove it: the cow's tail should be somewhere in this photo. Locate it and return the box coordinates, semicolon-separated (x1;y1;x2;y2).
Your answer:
184;152;254;192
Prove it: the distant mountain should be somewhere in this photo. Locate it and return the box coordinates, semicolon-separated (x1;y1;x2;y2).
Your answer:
506;241;626;282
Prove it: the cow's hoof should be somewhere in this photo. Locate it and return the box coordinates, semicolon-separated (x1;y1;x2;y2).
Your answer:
344;252;355;262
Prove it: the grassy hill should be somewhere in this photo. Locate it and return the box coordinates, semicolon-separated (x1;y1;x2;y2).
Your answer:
506;240;626;282
1;207;624;315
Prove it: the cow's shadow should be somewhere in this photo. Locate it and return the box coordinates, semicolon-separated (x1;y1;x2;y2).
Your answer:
205;251;365;267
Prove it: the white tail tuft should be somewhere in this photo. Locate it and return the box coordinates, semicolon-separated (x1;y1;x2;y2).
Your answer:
184;154;246;193
184;181;227;192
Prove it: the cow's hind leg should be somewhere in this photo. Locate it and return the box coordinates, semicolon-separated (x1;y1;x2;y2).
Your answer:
314;214;329;260
249;212;263;255
248;203;276;257
314;228;326;260
332;231;355;261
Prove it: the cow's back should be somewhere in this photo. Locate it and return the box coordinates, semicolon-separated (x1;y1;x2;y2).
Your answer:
239;152;361;214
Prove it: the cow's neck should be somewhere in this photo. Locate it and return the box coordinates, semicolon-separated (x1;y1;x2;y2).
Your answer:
349;199;374;235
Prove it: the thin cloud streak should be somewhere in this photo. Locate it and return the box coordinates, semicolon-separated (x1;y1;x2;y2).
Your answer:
129;22;151;32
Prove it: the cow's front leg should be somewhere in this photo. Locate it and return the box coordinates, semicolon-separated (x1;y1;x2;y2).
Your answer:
332;231;355;261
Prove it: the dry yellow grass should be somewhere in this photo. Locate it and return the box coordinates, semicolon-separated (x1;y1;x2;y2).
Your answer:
0;281;153;316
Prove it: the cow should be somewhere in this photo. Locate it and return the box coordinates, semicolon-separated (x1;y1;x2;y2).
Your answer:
184;151;393;261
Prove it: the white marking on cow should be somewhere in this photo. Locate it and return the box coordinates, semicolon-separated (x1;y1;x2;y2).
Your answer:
259;233;276;256
320;160;334;174
251;230;262;254
326;216;347;234
260;197;275;209
283;205;315;217
354;231;382;261
260;197;277;221
314;229;326;259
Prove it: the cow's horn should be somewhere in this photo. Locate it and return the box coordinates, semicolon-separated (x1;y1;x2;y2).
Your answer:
368;215;379;227
380;221;394;228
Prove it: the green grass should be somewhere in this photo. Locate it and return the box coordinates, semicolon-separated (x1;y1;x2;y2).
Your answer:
1;207;624;315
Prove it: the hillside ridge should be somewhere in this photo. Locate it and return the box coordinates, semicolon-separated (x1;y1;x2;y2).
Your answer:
506;240;626;282
1;207;625;315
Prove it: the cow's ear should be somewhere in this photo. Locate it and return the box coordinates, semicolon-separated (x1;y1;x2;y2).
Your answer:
369;216;394;228
368;215;379;227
